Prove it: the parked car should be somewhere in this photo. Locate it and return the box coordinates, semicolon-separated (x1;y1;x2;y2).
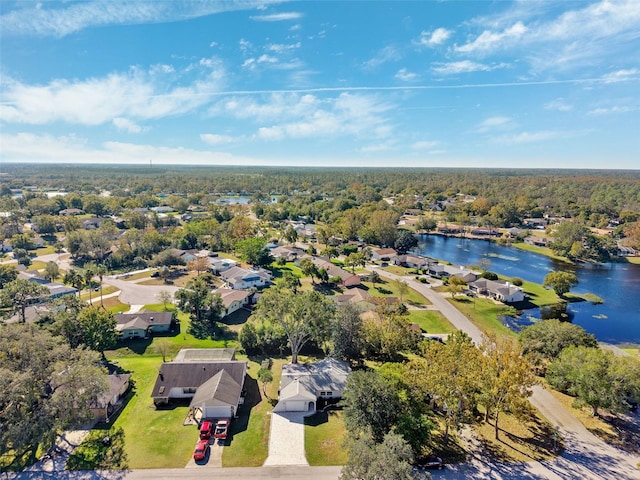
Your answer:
416;455;445;469
193;439;209;461
213;419;230;440
199;420;214;439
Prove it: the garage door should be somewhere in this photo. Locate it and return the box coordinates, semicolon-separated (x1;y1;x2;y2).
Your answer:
285;401;306;412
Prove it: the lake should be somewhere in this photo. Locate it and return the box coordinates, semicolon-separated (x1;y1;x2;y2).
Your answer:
414;234;640;344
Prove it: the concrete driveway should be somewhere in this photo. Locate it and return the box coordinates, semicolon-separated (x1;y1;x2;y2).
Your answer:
263;412;309;466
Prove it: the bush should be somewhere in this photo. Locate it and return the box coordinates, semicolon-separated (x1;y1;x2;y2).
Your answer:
480;271;498;280
511;277;523;286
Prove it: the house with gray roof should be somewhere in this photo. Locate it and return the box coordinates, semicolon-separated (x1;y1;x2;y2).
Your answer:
115;311;174;339
468;279;526;303
151;348;247;419
274;358;351;413
220;266;272;290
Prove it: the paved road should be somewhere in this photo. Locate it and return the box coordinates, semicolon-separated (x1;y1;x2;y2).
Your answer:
3;466;342;480
372;267;640;479
103;276;181;306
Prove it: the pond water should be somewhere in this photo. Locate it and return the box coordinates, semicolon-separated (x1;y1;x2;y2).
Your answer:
414;234;640;344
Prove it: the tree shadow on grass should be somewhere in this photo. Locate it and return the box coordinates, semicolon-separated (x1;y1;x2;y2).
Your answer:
226;376;261;447
66;427;128;471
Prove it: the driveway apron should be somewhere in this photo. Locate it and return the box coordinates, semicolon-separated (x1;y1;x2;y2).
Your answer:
263;412;308;466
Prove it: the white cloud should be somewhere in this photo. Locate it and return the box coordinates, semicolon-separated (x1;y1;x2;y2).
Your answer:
475;116;512;133
544;99;573;112
490;130;584;145
252;92;393;141
432;60;505;75
456;22;527;53
0;132;259;165
266;42;301;54
1;1;280;37
588;105;637;115
455;0;640;71
200;133;237;145
251;12;303;22
411;140;439;150
149;64;175;75
395;68;419;82
113;117;147;133
0;61;225;126
363;46;400;69
601;68;640;83
418;27;452;46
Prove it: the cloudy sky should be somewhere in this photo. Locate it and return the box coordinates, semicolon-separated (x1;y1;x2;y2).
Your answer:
1;0;638;169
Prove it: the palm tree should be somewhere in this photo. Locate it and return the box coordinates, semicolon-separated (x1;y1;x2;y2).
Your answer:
83;264;95;304
94;263;108;307
64;268;84;297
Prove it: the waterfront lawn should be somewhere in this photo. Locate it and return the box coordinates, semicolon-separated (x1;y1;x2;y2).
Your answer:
511;242;571;263
408;309;456;334
516;279;560;308
305;409;348;466
447;296;516;338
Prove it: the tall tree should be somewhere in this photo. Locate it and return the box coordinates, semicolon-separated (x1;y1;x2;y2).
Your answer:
76;306;118;357
519;319;597;373
0;279;48;323
340;432;417;480
547;346;640;416
341;370;400;443
543;271;578;297
478;335;535;440
408;331;481;442
299;257;319;283
64;268;84;296
175;277;223;339
0;263;18;288
44;261;60;282
236;237;273;267
0;324;108;461
331;303;365;362
254;286;335;363
394;231;418;255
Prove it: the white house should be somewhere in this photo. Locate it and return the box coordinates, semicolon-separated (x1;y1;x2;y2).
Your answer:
274;358;351;413
215;288;252;317
221;266;272;290
209;258;238;274
371;248;397;261
468;279;526;303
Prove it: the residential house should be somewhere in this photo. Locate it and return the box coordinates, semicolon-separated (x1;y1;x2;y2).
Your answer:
215;288;252;317
523;218;548;230
393;254;429;269
304;256;361;288
274;358;351;412
151;206;174;214
209;257;238;274
334;287;375;307
220;266;272;290
83;217;104;230
468;279;526;303
371;247;397;261
442;265;480;283
90;373;131;422
59;208;84;216
270;245;302;262
151;348;247;419
524;236;551;247
437;225;464;234
18;271;78;299
470;228;501;237
115;311;174;339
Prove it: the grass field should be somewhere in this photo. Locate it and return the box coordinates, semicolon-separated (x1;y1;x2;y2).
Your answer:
510;242;571;263
361;279;432;306
407;309;456;334
447;296;516;338
304;409;348;466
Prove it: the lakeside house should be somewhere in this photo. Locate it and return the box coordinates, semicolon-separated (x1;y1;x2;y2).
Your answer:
468;279;526;303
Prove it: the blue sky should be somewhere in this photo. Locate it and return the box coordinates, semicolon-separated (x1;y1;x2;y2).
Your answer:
1;0;639;169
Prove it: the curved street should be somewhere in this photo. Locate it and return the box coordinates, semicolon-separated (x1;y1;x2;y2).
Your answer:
372;267;640;479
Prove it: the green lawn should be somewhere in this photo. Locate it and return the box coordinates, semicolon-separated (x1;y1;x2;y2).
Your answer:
304;409;348;466
70;355;198;469
513;278;560;308
222;357;282;467
407;309;456;334
361;280;431;306
447;296;516;338
511;242;571;263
